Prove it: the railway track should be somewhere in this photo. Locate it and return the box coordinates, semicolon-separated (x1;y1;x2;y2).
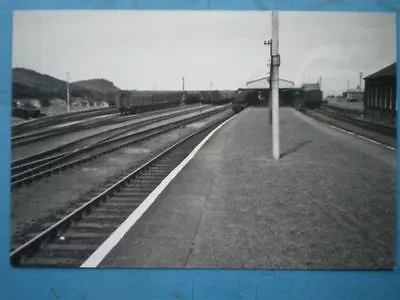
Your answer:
315;107;396;138
321;103;363;117
10;109;234;267
12;104;204;147
12;114;119;148
12;104;209;173
12;107;118;136
11;105;228;189
301;107;396;149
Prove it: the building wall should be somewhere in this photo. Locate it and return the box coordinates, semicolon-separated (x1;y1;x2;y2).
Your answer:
363;76;396;122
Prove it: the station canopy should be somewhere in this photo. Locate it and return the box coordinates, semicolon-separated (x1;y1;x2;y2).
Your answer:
245;76;295;89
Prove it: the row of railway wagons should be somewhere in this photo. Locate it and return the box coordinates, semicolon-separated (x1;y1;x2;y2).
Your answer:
200;90;235;106
115;90;235;115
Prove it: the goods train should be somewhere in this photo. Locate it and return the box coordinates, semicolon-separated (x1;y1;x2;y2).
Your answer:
116;90;235;115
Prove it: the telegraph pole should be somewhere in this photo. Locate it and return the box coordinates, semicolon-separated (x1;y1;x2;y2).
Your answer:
359;72;363;91
66;72;70;113
271;11;280;160
181;77;185;106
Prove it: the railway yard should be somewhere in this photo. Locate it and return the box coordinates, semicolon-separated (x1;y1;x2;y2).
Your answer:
9;93;397;269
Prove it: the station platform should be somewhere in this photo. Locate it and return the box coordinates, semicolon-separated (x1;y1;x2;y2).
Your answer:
98;107;396;269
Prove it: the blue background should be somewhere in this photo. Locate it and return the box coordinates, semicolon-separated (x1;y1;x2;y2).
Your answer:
1;0;399;299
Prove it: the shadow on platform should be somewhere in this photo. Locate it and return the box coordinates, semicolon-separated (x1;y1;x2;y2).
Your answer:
281;140;312;158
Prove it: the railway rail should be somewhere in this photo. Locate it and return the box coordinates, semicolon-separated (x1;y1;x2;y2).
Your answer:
321;103;363;117
12;104;209;172
12;105;204;147
12;107;118;136
315;107;396;138
12;115;120;148
10;108;234;267
12;105;228;189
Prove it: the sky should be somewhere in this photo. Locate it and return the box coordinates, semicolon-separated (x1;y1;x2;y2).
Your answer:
12;10;396;95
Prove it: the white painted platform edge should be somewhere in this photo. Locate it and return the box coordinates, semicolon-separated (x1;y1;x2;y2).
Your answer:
80;111;242;268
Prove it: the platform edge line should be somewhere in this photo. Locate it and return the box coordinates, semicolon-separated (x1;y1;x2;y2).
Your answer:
80;110;241;268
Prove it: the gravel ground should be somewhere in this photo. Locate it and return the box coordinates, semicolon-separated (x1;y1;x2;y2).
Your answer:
12;105;208;161
11;109;232;240
100;107;395;269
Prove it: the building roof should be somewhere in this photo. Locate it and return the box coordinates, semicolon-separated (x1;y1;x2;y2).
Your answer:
246;76;295;89
364;62;396;80
301;83;320;91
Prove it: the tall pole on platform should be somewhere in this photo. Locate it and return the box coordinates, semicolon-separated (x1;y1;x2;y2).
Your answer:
271;11;280;160
66;72;70;113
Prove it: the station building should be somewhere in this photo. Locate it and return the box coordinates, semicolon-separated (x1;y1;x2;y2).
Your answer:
363;62;396;123
241;76;296;106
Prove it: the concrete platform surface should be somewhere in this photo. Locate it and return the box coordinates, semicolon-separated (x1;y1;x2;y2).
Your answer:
99;107;396;269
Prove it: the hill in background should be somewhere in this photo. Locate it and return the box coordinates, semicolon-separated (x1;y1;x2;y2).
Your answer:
12;68;121;106
72;78;120;94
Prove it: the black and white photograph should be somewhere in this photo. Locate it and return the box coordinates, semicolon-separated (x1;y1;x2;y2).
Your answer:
10;10;396;269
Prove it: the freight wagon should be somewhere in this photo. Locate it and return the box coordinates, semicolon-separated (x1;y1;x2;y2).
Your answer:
183;91;202;105
201;90;235;106
116;91;184;115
